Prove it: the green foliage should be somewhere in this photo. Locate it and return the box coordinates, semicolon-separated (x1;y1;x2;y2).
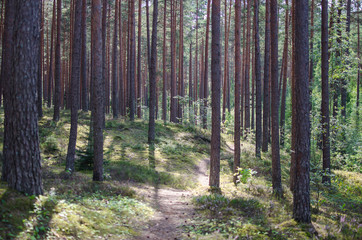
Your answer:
234;167;257;184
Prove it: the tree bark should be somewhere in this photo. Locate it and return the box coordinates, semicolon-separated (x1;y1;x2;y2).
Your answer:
137;0;142;118
162;0;167;122
170;0;177;123
203;0;211;129
112;0;119;118
321;0;331;184
255;0;262;158
291;0;311;223
47;1;56;108
38;0;44;118
1;0;15;182
129;0;136;121
210;0;221;189
91;0;104;181
81;0;88;112
5;0;43;195
262;0;270;152
65;0;82;173
244;0;252;134
234;0;241;183
148;0;159;144
53;0;62;121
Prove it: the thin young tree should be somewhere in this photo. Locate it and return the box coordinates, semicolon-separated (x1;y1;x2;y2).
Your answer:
81;0;88;112
244;0;252;134
65;0;82;173
291;0;311;223
162;0;167;122
92;0;104;181
203;0;211;129
234;0;241;183
4;0;43;195
270;0;282;197
170;0;177;123
53;0;62;122
262;0;270;152
341;0;351;120
209;0;221;189
321;0;331;184
47;0;56;108
129;0;136;121
112;0;119;118
309;0;314;84
255;0;262;157
137;0;142;118
38;0;44;118
148;0;159;144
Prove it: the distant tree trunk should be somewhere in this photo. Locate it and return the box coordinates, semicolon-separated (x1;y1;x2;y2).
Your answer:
38;0;44;118
234;0;242;183
280;0;290;147
333;1;342;118
148;0;159;144
162;0;167;122
358;2;360;116
262;0;270;152
65;0;82;173
137;0;142;118
209;0;221;189
270;0;282;197
129;0;136;121
112;0;119;118
1;0;15;182
203;0;211;129
48;0;56;108
91;0;104;181
118;0;125;116
244;0;251;134
341;0;351;120
291;0;311;223
170;0;177;123
4;0;43;195
255;0;262;158
53;0;62;122
222;0;230;123
146;0;151;67
81;0;88;112
177;0;184;123
189;42;193;122
321;0;331;184
194;0;199;124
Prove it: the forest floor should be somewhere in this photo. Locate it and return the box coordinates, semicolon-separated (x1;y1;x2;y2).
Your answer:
0;109;361;240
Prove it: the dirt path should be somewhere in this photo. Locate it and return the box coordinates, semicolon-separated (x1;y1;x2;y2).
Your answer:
136;159;210;240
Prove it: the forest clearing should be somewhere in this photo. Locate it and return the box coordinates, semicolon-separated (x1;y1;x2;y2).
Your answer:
0;0;361;239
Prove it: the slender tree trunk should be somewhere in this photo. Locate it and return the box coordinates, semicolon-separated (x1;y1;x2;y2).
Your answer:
262;0;270;152
222;0;229;123
53;0;62;122
291;0;311;223
170;0;177;123
234;0;242;183
358;2;360;116
129;0;136;121
102;0;107;117
203;0;211;129
178;0;184;123
48;1;56;108
341;0;351;120
209;0;221;189
148;0;159;143
91;0;104;181
244;0;251;134
162;0;167;122
81;0;88;112
137;0;142;118
65;0;82;173
270;0;282;197
118;0;125;116
321;0;331;184
280;1;290;147
189;42;193;122
255;0;262;158
194;0;199;124
112;0;119;118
